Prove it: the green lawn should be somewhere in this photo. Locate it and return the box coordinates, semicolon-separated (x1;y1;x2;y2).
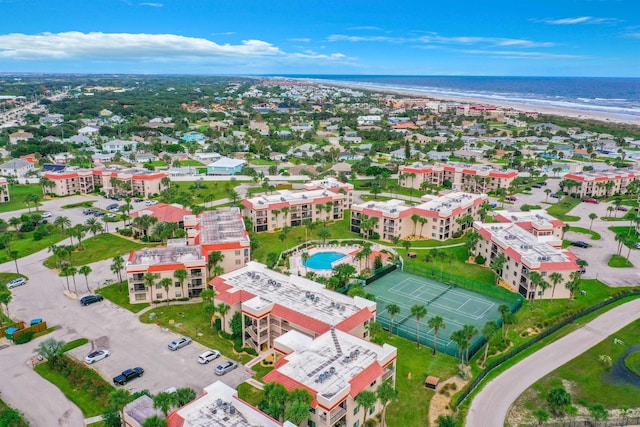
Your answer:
511;319;640;422
43;233;147;268
97;281;150;313
236;382;264;407
0;398;28;426
181;159;205;167
34;362;109;417
568;226;601;240
62;338;89;352
0;229;67;263
0;272;24;287
0;184;44;213
166;181;239;204
608;254;633;268
139;304;253;364
383;333;459;427
545;197;581;222
248;158;277;166
61;201;95;209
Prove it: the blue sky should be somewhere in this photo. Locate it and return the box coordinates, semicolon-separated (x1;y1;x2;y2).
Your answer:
0;0;638;76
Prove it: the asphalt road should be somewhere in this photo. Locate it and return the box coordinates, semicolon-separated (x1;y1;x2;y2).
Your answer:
466;297;640;427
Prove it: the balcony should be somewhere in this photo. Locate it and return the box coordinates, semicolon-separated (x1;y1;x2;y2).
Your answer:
320;406;347;426
382;369;395;381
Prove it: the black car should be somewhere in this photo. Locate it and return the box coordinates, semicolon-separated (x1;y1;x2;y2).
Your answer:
113;367;144;385
571;241;590;248
80;294;104;306
550;193;560;198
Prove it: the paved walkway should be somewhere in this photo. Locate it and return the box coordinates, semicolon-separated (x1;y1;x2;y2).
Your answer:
466;297;640;427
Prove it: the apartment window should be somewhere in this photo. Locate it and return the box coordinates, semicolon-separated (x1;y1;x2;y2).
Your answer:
155;293;162;299
235;259;241;265
235;250;241;256
134;293;146;301
370;380;377;387
354;406;360;415
175;282;181;287
175;292;182;298
155;284;162;289
353;421;360;427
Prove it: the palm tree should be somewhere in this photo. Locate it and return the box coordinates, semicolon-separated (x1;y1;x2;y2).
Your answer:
410;213;420;237
528;271;548;307
498;304;511;340
317;227;331;245
418;217;429;238
355;390;378;427
462;324;478;363
111;255;125;285
206;251;224;277
25;194;40;212
54;216;71;237
385;303;400;334
79;265;92;293
153;391;176;417
301;252;310;275
0;291;13;323
588;213;598;231
548;272;563;300
566;271;581;308
108;389;132;425
85;217;103;236
174;268;188;299
159;277;173;303
143;272;156;303
481;321;499;365
428;316;445;355
490;253;507;286
376;382;398;427
200;288;217;328
410;304;427;348
142;415;167;427
217;303;230;331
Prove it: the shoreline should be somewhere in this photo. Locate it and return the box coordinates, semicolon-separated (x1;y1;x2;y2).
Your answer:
294;78;640;127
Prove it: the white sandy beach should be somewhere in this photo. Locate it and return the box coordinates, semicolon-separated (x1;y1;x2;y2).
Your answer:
304;79;640;127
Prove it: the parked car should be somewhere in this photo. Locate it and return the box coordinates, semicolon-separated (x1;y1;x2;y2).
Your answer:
83;208;95;215
145;200;158;206
506;196;517;202
93;211;105;217
41;212;52;218
80;294;104;306
84;349;110;364
7;278;27;289
134;198;144;203
550;193;560;199
113;367;144;385
198;350;221;364
582;198;599;204
215;360;238;376
105;213;117;219
168;337;192;351
106;203;119;211
571;241;590;248
616;206;629;211
532;184;542;189
489;203;498;208
538;181;547;186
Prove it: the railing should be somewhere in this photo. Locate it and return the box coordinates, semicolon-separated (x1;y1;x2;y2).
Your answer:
320;406;347;426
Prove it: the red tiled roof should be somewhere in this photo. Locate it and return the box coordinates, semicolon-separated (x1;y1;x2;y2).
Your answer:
271;305;331;335
336;308;373;333
131;203;191;223
349;362;384;397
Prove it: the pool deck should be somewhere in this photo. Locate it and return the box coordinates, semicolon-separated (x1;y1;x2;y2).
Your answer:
290;244;362;277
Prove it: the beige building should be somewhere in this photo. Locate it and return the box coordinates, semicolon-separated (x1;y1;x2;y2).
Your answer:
351;191;487;241
564;169;640;198
399;162;517;193
474;221;580;300
264;329;397;427
493;209;566;240
211;262;377;351
126;243;208;303
242;186;349;232
127;207;251;304
0;177;9;203
43;167;169;197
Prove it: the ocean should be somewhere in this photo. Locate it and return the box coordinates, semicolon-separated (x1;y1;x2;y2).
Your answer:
280;75;640;120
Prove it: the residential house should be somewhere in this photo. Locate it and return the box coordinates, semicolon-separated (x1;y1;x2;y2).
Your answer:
131;203;192;233
182;131;206;144
9;130;33;144
0;158;35;177
206;157;246;175
102;139;138;154
0;177;9;203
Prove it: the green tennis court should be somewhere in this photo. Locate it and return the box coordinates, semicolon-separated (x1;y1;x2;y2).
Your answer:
367;269;507;357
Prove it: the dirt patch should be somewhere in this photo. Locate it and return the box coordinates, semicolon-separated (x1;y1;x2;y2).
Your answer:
428;373;468;426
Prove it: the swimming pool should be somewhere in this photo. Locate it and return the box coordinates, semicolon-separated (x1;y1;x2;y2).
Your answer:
303;251;347;270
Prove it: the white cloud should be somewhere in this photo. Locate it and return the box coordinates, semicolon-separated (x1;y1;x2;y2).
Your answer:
290;50;351;61
288;38;311;42
0;32;283;60
349;26;382;31
327;34;405;43
211;31;236;36
139;2;163;7
541;16;616;25
329;32;554;48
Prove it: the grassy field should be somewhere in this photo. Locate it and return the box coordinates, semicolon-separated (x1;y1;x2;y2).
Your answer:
545;197;581;222
568;226;601;240
608;254;634;268
608;226;640;248
510;319;640;423
383;333;459;427
0;229;66;263
34;362;109;417
0;272;24;287
0;184;43;213
97;281;149;313
166;180;239;204
236;382;264;407
42;234;147;268
139;304;253;364
61;200;95;209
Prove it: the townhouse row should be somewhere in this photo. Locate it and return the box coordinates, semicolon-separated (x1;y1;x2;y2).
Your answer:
399;162;518;193
43;166;169;198
564;168;640;197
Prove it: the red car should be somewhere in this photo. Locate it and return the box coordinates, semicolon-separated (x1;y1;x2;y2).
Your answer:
582;198;599;204
506;196;517;202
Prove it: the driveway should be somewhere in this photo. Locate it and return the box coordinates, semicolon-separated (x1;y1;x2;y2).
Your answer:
0;239;251;425
466;297;640;427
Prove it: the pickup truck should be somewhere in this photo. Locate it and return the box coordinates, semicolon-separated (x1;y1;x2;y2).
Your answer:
113;367;144;385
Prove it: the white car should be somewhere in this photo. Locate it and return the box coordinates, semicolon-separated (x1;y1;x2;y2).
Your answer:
41;212;52;218
7;278;27;289
198;350;221;364
84;349;110;364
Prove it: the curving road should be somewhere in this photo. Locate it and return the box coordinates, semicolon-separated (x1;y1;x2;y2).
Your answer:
466;297;640;427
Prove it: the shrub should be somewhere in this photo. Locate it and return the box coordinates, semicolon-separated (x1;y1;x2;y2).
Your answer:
118;228;133;237
33;230;44;241
451;231;463;238
475;255;486;265
14;331;34;344
243;347;258;356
